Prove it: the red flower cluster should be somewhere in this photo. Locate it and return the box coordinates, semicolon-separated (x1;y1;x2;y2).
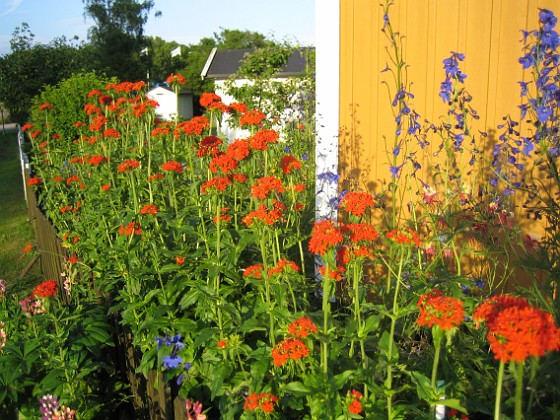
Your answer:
140;204;159;215
281;155;302;174
318;264;345;281
118;159;140;173
162;160;183;173
340;192;375;217
385;228;421;246
180;116;210;136
199;92;222;108
348;389;364;415
251;176;285;199
240;109;265;126
210;153;238;174
27;177;42;186
308;220;344;255
288;317;318;338
342;223;379;243
243;392;278;413
226;139;251;161
248;129;279;150
33;280;58;298
197;136;223;157
119;222;142;236
268;259;300;277
88;155;109;165
200;177;232;194
416;289;465;331
271;337;310;367
242;203;283;227
166;73;186;85
243;264;264;279
473;295;560;363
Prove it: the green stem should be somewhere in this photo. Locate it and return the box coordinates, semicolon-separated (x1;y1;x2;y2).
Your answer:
514;361;524;420
386;246;407;419
494;360;505;420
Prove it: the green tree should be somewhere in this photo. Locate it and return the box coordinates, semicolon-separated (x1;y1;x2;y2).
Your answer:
145;36;188;84
0;41;96;123
179;29;276;112
9;22;35;52
83;0;158;81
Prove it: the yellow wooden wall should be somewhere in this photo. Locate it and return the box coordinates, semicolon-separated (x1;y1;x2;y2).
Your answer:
339;0;560;192
338;0;560;288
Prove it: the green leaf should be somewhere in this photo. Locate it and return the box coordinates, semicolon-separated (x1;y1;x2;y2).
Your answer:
209;362;230;399
329;369;354;391
410;370;434;402
283;381;313;395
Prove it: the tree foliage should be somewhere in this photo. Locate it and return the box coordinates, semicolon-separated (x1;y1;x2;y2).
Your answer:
82;0;157;81
0;40;96;123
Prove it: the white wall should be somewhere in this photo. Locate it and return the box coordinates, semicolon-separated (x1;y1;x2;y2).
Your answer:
315;0;340;220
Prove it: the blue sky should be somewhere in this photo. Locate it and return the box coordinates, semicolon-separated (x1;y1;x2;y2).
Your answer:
0;0;315;56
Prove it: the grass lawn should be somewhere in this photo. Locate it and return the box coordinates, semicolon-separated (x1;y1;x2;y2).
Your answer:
0;128;42;294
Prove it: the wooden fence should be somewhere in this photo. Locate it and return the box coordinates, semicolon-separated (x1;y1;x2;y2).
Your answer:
19;129;187;419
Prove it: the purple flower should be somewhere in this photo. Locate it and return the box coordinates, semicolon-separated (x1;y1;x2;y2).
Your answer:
163;354;183;369
539;9;558;32
389;163;404;178
317;171;340;185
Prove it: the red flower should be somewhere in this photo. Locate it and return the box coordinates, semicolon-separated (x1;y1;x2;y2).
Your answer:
103;128;120;138
200;177;232;194
33;280;58;297
340;192;375;217
318;264;345;281
210;153;238;174
27;177;42;186
199;92;222;108
39;102;53;111
242;203;283;227
342;223;380;242
88;155;109;165
251;176;285;199
243;264;264;279
166;73;186;85
385;228;422;246
226;102;248;114
239;109;265;126
175;256;185;266
217;339;227;349
308;220;344;255
162;160;183;173
288;317;318;338
23;243;34;254
248;129;279;150
281;155;302;174
226;139;251;161
271;337;310;367
118;159;140;173
416;289;465;331
197;135;223;157
243;392;278;413
474;295;560;363
101;184;111;191
140;204;159;215
147;173;164;182
119;222;142;236
268;259;300;277
21;123;33;132
178;116;210;135
348;398;363;415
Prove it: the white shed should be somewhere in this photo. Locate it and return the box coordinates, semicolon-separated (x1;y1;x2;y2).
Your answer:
146;86;194;121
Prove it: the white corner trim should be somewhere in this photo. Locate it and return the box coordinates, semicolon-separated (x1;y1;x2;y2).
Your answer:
315;0;340;221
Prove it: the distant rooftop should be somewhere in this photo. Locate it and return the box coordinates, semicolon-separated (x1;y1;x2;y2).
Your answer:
201;47;312;80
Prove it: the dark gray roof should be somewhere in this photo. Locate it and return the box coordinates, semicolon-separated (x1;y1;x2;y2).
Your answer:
201;48;311;80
